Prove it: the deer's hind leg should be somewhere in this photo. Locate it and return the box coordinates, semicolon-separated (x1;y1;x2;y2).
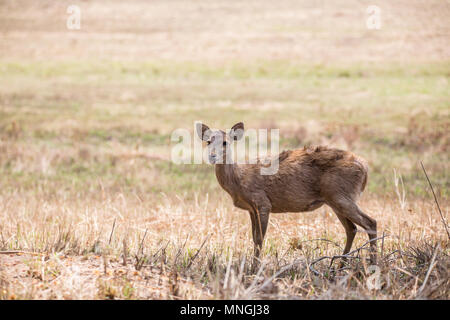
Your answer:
334;213;357;255
329;211;357;268
327;197;377;263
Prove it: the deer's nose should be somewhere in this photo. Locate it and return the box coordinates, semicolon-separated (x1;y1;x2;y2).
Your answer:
208;154;217;164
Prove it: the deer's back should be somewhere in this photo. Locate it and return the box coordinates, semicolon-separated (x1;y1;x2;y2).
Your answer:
239;146;368;213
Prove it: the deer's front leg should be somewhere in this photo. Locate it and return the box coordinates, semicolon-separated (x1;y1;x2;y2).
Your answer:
248;210;257;248
249;206;270;266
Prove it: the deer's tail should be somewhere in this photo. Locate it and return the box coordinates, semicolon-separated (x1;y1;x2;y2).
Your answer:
358;157;369;194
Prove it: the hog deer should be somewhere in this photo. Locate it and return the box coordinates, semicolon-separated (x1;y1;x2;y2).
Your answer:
196;122;377;265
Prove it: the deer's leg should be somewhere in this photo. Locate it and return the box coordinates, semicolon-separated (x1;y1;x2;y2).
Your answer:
327;197;377;263
335;214;357;255
331;211;357;268
248;210;258;254
357;207;378;264
248;209;260;271
249;205;270;269
254;208;270;257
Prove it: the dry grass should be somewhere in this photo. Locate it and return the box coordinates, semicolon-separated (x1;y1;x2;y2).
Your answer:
0;192;448;299
1;0;449;62
0;0;449;299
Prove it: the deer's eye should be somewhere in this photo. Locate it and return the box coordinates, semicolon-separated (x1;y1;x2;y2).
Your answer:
206;141;211;145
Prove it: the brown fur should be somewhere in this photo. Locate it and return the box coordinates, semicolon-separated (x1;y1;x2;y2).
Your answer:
196;122;377;266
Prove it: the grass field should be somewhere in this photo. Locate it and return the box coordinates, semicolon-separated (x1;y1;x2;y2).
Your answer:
0;0;449;299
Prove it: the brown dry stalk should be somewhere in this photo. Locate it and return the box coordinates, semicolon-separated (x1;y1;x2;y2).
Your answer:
420;161;450;240
416;244;440;297
186;233;211;269
309;234;388;276
108;218;116;245
0;251;44;256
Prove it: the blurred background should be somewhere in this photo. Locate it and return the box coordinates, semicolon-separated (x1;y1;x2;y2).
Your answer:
0;0;448;199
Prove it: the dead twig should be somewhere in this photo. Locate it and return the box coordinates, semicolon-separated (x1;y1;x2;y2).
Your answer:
122;238;128;266
108;218;116;245
298;238;343;250
151;240;170;264
0;251;45;256
173;234;189;266
134;229;148;271
416;244;440;297
186;234;211;269
420;161;450;240
138;229;148;256
309;234;388;276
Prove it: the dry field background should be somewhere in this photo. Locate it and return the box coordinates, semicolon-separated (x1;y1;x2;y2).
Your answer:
0;0;449;299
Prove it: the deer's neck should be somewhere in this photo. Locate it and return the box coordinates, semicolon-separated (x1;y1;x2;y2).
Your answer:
215;163;241;196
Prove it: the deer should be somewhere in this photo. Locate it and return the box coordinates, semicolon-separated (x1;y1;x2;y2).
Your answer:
196;122;377;267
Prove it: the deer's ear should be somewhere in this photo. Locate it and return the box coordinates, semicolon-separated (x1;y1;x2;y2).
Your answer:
196;122;211;141
229;122;244;141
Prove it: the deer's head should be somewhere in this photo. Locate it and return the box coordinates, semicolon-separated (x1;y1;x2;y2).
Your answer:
196;122;244;164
